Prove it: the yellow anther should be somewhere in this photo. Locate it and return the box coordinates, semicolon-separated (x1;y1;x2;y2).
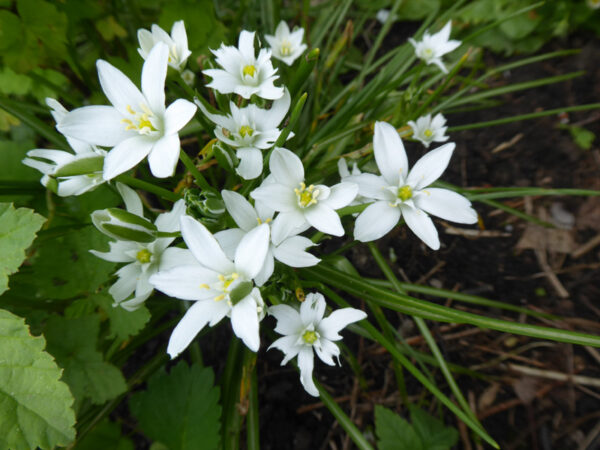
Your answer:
243;65;256;77
239;125;254;137
294;183;319;208
199;283;209;289
424;129;433;138
280;41;292;56
214;294;226;302
126;105;136;115
302;330;318;344
136;249;152;264
397;185;413;202
122;105;157;134
256;217;272;225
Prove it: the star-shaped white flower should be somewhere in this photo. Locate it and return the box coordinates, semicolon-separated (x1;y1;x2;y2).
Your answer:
23;99;107;196
138;21;192;71
196;89;290;179
215;189;320;286
349;121;477;249
265;21;307;66
408;21;461;73
269;292;367;396
91;183;190;311
149;215;270;355
407;113;449;148
58;42;197;180
203;30;284;100
250;147;358;243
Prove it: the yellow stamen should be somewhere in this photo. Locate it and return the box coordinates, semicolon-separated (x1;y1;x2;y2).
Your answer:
256;217;272;225
294;182;320;208
214;294;226;302
199;283;209;289
243;65;256;77
302;330;318;344
280;41;292;56
424;129;433;138
136;249;152;264
239;125;254;137
397;185;413;202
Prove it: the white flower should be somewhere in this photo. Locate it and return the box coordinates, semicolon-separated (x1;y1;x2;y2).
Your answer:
376;9;397;24
58;42;197;180
250;147;358;243
91;183;190;311
407;113;449;148
181;69;195;86
203;30;284;100
264;21;307;66
216;189;320;286
349;121;477;249
138;21;191;71
196;89;290;179
269;292;367;396
23;99;107;196
149;215;270;355
408;21;461;73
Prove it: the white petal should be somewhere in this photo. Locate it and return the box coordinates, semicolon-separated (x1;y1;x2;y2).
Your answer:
269;147;304;187
414;188;477;224
214;228;245;260
155;199;186;232
354;201;400;242
304;204;344;236
180;215;235;273
119;292;152;311
298;347;318;396
203;69;240;95
103;135;154;180
58;106;131;147
109;264;139;302
234;223;270;279
171;20;188;52
148;134;180;178
269;304;302;335
238;30;256;59
253;249;274;287
374;121;408;186
345;174;390;200
406;142;455;190
322;182;358;210
250;183;297;212
56;176;98;196
231;292;260;352
142;42;168;113
137;29;154;56
262;88;291;130
270;210;306;244
149;265;218;301
159;247;199;271
319;308;367;341
273;236;319;267
116;182;143;216
300;292;326;326
269;335;302;365
164;99;197;135
401;205;440;250
167;300;214;358
314;339;340;366
236;148;263;180
222;190;259;231
97;60;146;116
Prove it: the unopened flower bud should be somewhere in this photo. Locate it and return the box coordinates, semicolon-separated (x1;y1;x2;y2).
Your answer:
91;208;157;243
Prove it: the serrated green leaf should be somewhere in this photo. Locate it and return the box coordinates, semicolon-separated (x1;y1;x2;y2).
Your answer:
73;419;133;450
92;293;150;342
410;407;459;450
375;406;422;450
0;309;75;449
130;362;221;450
44;315;127;406
0;203;45;295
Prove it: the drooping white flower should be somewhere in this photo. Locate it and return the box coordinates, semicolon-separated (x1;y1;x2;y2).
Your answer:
23;99;107;197
196;89;290;179
216;189;319;286
264;21;307;66
408;21;461;73
149;215;270;355
250;147;358;243
269;292;367;396
203;30;284;100
90;183;190;311
58;43;197;180
137;21;191;71
407;113;449;148
349;121;477;249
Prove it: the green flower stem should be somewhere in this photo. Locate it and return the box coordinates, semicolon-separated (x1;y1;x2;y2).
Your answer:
115;175;181;202
246;353;260;450
221;338;244;450
179;149;215;193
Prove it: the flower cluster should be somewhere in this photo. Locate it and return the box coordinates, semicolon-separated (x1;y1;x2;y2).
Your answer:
23;19;476;397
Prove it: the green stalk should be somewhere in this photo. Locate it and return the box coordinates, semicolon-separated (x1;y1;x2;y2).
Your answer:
221;339;243;450
115;175;181;202
179;149;214;192
246;354;260;450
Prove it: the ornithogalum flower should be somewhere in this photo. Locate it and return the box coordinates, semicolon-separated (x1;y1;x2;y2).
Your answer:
250;147;358;243
269;292;367;396
23;99;107;196
348;121;477;249
203;30;284;100
149;216;270;355
265;21;307;66
216;189;319;286
408;113;449;148
196;89;290;179
58;42;197;180
137;21;191;71
90;183;189;311
408;21;461;73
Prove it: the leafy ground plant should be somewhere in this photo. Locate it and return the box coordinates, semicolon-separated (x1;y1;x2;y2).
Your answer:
1;1;600;449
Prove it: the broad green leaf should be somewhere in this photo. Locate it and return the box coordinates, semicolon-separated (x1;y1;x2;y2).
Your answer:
0;309;75;449
0;10;22;51
0;137;41;182
44;315;127;406
410;407;459;450
0;203;45;295
130;362;222;450
92;293;151;342
375;406;422;450
0;67;32;95
73;419;133;450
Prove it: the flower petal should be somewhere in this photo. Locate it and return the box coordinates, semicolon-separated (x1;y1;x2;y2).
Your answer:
58;106;131;147
322;182;358;210
253;249;274;287
234;223;270;279
273;236;320;267
345;173;391;201
116;182;143;216
180;215;235;273
354;201;400;242
298;347;318;396
374;121;408;186
97;60;146;116
300;292;326;327
222;190;259;231
148;134;180;178
304;204;344;236
238;30;256;59
149;265;219;301
406;142;455;190
401;205;440;250
103;135;155;180
167;300;215;358
231;291;261;352
164;98;197;135
214;228;245;260
159;247;199;271
269;147;304;187
270;209;306;245
319;308;367;341
236;147;263;180
250;183;296;212
154;198;186;232
262;88;290;130
109;264;139;302
269;304;302;335
413;188;477;224
142;42;168;113
314;339;340;366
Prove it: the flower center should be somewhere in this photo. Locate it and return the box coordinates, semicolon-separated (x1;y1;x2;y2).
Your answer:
294;182;320;208
256;217;272;225
122;104;158;135
302;330;318;344
280;40;292;56
243;64;256;77
397;185;413;202
201;272;241;302
136;248;152;264
424;129;433;138
239;125;254;137
423;47;434;58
